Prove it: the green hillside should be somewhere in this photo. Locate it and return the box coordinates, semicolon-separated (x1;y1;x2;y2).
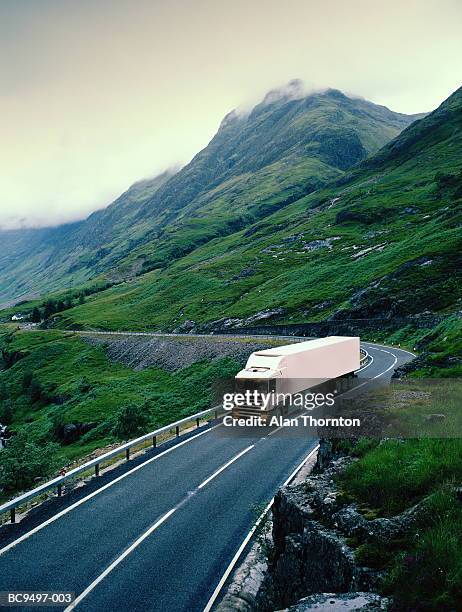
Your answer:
52;86;461;351
0;85;420;307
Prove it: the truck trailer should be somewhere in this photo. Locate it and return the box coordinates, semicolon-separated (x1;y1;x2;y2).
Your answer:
232;336;360;419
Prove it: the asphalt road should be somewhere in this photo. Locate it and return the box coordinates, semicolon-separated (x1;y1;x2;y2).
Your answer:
0;340;414;612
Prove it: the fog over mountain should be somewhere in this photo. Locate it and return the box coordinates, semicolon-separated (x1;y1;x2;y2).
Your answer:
1;0;461;228
0;84;424;306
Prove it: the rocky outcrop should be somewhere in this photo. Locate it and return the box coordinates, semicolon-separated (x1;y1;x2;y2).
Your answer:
208;314;446;337
232;268;257;281
312;438;342;472
253;439;432;611
244;309;286;325
206;309;288;331
281;592;390;611
331;499;428;545
56;421;97;444
256;453;380;611
262;519;372;608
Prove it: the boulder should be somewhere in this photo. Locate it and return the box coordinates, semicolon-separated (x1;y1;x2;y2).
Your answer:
424;413;445;422
59;421;98;444
61;423;79;444
280;592;389;611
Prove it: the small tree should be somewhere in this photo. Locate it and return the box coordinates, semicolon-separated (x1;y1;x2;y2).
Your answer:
30;307;41;323
112;404;150;439
0;400;13;425
0;431;59;492
22;370;34;391
29;378;43;403
43;300;56;319
77;377;92;394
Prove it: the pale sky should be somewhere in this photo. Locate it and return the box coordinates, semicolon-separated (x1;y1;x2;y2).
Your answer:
1;0;461;229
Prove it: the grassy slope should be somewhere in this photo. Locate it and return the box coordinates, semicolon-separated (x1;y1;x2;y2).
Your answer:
0;328;241;473
338;398;462;609
52;89;461;338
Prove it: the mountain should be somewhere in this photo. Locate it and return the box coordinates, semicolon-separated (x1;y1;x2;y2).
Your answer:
135;83;418;221
44;84;461;361
0;84;421;306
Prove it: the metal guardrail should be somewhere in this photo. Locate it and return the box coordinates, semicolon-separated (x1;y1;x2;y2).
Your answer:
0;405;222;524
359;348;368;366
0;340;370;525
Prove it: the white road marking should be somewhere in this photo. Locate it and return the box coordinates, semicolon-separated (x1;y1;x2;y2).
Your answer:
64;507;177;611
363;341;416;358
0;425;220;557
198;445;255;489
343;347;398;395
66;442;259;609
203;444;320;612
0;337;411;607
374;349;398;378
266;425;285;437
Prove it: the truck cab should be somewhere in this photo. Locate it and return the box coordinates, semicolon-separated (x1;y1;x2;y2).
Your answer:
232;353;283;417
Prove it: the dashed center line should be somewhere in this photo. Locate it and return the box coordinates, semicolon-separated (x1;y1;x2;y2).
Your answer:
66;444;257;609
198;445;255;489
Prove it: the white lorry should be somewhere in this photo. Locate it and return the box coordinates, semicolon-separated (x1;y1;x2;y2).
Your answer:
232;336;360;418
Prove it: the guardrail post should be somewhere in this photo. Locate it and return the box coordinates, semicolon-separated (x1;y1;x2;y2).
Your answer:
0;406;219;520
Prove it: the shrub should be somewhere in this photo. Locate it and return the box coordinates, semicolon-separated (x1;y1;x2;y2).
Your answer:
22;370;33;391
0;400;14;425
30;307;41;323
29;378;43;403
112;404;151;440
0;431;59;492
43;300;57;319
385;490;462;610
76;377;92;394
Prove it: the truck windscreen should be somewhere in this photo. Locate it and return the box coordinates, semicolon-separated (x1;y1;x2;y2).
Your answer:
235;379;268;393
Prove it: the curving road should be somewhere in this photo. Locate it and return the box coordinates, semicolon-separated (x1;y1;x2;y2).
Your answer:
0;338;414;612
